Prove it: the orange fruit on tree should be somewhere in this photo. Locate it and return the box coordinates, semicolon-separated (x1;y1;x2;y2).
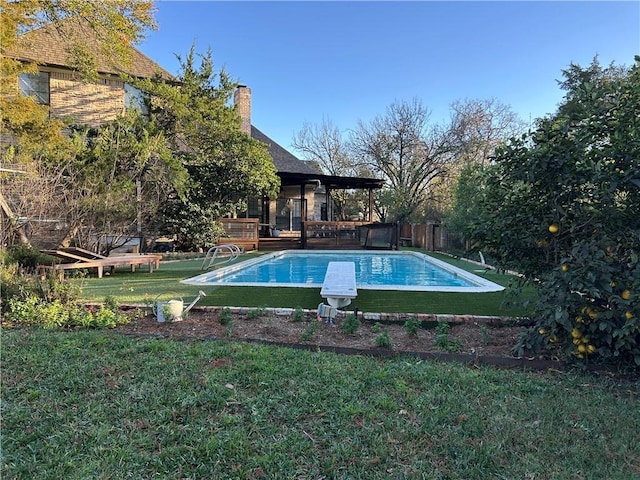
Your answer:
548;224;559;234
625;311;634;320
621;290;631;300
561;264;569;272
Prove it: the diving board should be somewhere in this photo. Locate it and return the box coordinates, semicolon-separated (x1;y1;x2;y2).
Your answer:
320;261;358;308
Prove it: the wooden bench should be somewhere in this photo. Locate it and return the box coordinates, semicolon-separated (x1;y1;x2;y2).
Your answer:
39;249;162;279
320;261;358;309
399;237;412;247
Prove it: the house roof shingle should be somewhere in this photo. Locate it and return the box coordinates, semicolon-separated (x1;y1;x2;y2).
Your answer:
251;126;320;175
5;17;174;81
252;126;384;189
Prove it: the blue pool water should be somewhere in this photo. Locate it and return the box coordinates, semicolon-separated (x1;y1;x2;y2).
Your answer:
182;250;504;292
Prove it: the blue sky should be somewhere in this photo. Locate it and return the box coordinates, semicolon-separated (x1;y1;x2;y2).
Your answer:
139;1;639;152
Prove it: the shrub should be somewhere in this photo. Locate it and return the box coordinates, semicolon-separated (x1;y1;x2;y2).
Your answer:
340;313;360;335
5;244;49;272
300;320;318;342
404;316;420;337
6;296;131;329
247;308;264;320
2;248;130;329
375;331;392;349
436;320;462;352
0;262;32;313
219;307;233;325
461;59;640;365
292;307;305;322
1;251;81;314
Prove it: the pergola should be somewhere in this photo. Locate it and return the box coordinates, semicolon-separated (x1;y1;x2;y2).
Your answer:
277;172;385;223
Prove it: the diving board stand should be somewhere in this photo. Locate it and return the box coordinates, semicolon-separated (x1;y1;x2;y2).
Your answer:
320;261;358;309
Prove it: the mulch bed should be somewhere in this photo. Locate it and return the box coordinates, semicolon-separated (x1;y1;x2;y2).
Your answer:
115;306;562;370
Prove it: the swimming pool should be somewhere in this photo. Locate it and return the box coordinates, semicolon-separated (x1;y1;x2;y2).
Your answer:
182;250;504;293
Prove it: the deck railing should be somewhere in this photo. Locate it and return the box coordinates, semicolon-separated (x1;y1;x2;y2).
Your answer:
302;221;367;249
217;218;260;251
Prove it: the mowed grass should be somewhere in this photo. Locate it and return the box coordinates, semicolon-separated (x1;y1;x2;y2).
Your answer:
3;328;639;479
75;251;536;317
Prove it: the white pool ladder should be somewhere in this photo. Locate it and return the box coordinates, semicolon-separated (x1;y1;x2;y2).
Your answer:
201;244;243;270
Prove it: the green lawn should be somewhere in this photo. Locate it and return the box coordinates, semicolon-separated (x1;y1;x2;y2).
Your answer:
2;328;639;479
76;250;536;317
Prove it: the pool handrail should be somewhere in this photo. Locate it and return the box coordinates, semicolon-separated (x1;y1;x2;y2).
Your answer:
201;244;243;270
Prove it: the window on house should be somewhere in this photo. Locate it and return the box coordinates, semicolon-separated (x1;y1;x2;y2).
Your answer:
246;198;262;218
19;72;50;105
124;83;149;117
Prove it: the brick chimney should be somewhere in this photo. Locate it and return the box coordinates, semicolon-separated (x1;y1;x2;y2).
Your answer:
234;85;251;135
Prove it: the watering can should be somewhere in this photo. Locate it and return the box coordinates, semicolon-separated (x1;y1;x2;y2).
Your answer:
153;290;207;322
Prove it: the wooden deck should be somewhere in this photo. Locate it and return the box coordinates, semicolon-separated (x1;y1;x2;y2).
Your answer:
218;219;396;251
258;237;302;250
216;218;260;251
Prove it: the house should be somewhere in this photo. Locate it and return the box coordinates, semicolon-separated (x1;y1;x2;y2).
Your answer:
3;19;385;250
1;18;174;248
233;85;385;245
3;18;174;128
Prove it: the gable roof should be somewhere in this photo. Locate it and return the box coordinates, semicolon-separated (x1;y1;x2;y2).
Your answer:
5;17;174;81
251;126;384;189
251;126;320;175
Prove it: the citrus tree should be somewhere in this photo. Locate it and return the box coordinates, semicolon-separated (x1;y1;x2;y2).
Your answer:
467;57;640;365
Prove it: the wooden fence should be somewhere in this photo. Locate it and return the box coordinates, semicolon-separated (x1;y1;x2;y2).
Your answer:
400;222;461;251
302;221;369;249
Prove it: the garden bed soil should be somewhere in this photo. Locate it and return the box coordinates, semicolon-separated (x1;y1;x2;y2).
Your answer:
116;307;548;366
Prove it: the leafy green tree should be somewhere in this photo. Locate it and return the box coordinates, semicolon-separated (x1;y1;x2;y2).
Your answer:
59;110;188;253
443;163;485;248
139;46;280;250
468;57;640;365
1;1;157;150
1;0;156;77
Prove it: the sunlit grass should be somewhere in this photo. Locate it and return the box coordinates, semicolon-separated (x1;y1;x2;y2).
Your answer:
3;328;639;479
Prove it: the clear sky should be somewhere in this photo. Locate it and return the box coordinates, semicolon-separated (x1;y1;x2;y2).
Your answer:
139;1;640;152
